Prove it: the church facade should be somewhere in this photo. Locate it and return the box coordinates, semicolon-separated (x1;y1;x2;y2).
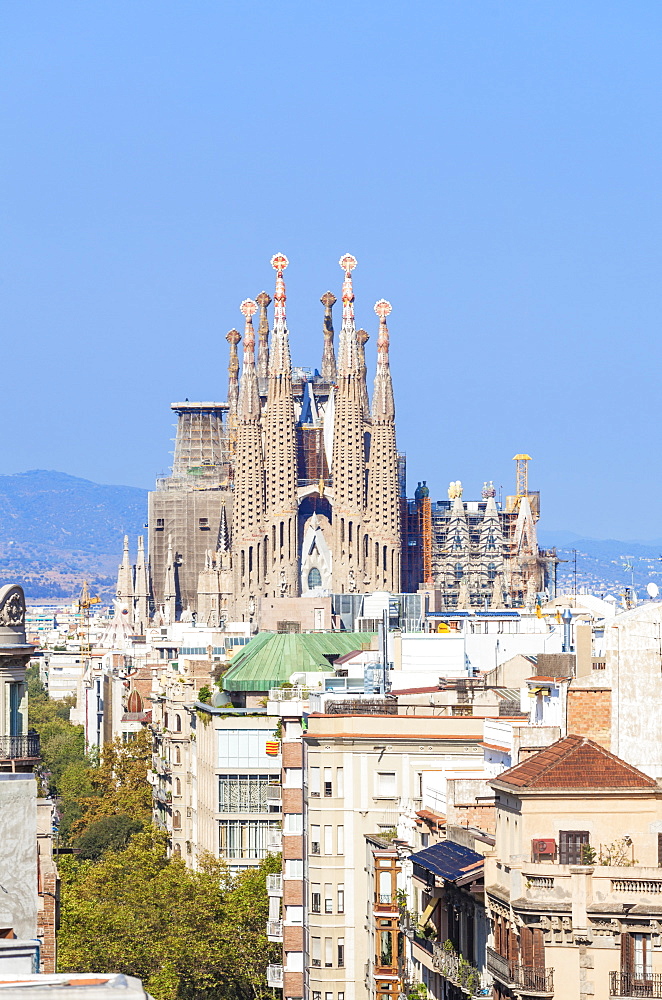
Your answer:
145;253;401;624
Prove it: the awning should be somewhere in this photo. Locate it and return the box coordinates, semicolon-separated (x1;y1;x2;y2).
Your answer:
410;840;484;884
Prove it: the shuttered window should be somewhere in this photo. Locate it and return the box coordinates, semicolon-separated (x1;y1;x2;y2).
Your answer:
559;830;589;865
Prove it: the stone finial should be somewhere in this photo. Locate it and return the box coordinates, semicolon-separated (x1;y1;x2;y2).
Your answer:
256;291;271;378
321;291;337;380
226;328;241;415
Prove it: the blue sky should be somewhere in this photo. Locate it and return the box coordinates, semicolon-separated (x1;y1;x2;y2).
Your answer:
2;1;661;539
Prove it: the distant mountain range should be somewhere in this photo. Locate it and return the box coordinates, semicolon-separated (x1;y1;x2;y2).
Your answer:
0;471;147;601
0;470;657;603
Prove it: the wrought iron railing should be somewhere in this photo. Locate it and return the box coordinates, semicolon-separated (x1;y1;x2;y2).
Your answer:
0;734;40;760
486;947;509;982
610;971;662;997
510;963;554;992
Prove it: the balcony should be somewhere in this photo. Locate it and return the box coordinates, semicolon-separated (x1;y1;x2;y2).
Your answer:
267;830;282;852
266;874;283;896
486;947;509;983
266;784;282;805
487;950;553;994
432;941;487;997
266;964;283;988
266;919;283;942
0;734;40;761
610;972;662;998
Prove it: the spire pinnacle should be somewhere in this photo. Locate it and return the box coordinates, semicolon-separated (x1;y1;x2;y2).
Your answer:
371;300;394;419
226;328;241;415
269;253;291;373
374;299;392;357
337;254;359;375
217;505;230;552
238;298;260;419
255;291;271;378
339;253;357;324
320;291;337;380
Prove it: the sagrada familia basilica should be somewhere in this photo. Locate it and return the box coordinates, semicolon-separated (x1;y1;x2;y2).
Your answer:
115;254;556;628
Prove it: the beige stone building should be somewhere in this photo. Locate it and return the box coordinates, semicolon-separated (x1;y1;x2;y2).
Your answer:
486;734;662;1000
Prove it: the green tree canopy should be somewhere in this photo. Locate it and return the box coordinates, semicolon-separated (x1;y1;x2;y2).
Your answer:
59;830;281;1000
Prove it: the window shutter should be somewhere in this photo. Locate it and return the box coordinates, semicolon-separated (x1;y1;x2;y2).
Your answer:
519;926;533;967
621;932;635;974
657;833;662;867
532;928;545;970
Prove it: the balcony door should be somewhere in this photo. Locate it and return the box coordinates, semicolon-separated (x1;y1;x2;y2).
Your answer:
621;931;652;986
558;830;589;865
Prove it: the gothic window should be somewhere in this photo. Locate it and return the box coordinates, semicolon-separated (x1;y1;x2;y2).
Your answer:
454;533;463;550
308;568;322;589
175;714;182;733
455;563;464;582
487;532;496;550
488;563;497;582
173;810;182;830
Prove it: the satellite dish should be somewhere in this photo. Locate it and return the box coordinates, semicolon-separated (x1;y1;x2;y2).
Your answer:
647;582;659;599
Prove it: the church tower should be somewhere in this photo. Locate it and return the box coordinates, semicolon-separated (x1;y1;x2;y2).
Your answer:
262;254;299;597
331;255;368;593
366;300;400;591
233;298;266;606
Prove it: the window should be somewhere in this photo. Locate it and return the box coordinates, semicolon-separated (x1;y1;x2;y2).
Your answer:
175;777;181;796
314;607;325;629
455;562;464;581
284;768;302;788
559;830;589;865
337;938;345;968
337;884;344;914
285;905;303;925
324;825;333;855
324;938;332;968
379;930;393;966
174;745;181;765
311;937;321;968
173;810;181;830
310;767;320;797
324;767;333;797
217;729;282;768
285;860;303;879
313;993;321;1000
156;518;164;530
218;774;280;813
326;993;333;1000
337;825;344;855
308;568;322;589
376;772;397;798
284;813;303;835
311;825;321;855
324;884;333;913
218;819;279;859
487;562;497;581
286;952;304;972
311;884;321;913
198;517;209;530
337;768;344;798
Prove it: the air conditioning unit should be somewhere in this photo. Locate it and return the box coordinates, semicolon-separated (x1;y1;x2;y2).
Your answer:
532;838;556;862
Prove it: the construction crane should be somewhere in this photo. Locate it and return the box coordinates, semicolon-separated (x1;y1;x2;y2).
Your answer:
78;580;101;660
506;454;533;513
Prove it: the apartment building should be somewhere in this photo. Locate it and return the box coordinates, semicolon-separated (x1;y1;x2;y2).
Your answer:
265;687;497;1000
486;734;662;1000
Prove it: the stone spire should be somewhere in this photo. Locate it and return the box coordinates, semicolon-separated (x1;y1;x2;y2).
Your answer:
226;329;241;415
256;291;271;379
262;253;299;597
116;535;134;606
233;298;264;544
357;329;370;417
217;503;230;553
371;302;395;419
320;291;337;380
331;254;368;592
163;535;177;624
336;254;360;375
134;535;150;632
366;300;400;590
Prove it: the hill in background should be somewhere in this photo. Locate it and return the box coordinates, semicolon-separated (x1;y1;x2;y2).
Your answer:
0;470;147;601
0;470;658;604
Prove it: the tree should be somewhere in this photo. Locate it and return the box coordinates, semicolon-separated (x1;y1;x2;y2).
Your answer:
72;730;152;837
73;814;144;860
58;830;281;1000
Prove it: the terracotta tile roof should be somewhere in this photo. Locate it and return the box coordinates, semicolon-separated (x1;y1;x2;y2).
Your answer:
494;734;657;790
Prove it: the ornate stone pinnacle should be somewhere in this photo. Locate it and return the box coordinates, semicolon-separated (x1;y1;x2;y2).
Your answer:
339;253;357;273
321;291;337;310
226;328;241;347
271;252;289;273
357;328;369;347
374;299;392;321
256;291;271;309
240;298;257;319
